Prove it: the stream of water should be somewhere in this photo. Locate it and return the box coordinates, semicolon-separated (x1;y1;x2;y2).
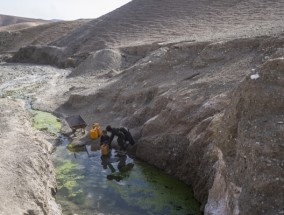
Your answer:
52;135;201;215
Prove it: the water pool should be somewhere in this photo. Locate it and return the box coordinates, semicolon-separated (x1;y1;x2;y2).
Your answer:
52;135;201;215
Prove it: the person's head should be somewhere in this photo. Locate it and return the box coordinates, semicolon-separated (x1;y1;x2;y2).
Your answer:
106;125;112;132
102;130;107;135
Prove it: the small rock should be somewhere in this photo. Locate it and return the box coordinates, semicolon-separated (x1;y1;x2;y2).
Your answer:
250;73;260;80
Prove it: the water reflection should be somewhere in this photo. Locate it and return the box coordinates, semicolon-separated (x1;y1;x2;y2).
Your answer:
101;154;135;181
53;136;201;215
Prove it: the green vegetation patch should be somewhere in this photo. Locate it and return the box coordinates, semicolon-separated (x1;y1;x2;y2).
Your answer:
55;158;85;200
109;161;201;215
32;110;61;134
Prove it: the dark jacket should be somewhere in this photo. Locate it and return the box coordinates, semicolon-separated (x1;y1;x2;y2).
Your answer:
109;128;125;143
100;134;110;145
119;127;135;145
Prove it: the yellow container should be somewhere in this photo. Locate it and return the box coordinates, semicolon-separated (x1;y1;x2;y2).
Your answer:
90;127;99;139
101;144;109;156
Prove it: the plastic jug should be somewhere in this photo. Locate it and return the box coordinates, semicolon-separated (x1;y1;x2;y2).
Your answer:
90;127;98;139
101;144;109;155
93;123;102;136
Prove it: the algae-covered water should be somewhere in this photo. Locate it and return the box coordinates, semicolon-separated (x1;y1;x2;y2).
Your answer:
32;110;61;134
31;111;201;215
52;135;201;215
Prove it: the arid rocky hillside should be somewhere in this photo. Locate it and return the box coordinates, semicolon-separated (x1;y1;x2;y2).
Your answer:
0;0;283;215
0;15;88;55
0;14;49;27
10;0;284;67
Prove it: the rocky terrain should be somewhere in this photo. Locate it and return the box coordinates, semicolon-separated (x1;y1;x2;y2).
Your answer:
0;0;284;214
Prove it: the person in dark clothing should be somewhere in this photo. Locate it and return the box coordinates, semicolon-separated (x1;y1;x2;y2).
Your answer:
119;127;135;145
106;125;128;152
100;130;111;149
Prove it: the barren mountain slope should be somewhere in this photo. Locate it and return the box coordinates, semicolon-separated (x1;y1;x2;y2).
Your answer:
52;0;284;54
0;19;89;54
0;14;49;27
12;0;284;67
0;22;48;32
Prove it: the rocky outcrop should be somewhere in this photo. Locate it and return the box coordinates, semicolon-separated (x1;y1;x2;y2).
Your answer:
205;58;284;215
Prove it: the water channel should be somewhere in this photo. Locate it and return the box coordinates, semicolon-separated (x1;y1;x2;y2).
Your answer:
52;133;201;215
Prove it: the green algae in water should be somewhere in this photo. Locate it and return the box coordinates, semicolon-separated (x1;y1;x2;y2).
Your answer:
109;161;201;215
52;136;201;215
32;110;61;134
55;158;85;200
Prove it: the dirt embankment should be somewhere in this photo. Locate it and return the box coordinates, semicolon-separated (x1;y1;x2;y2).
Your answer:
0;98;60;215
0;63;73;215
